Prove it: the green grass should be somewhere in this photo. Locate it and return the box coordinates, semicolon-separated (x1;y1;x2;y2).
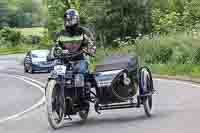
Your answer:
148;64;200;77
0;48;26;55
14;27;47;37
0;27;48;55
0;44;40;55
136;32;200;64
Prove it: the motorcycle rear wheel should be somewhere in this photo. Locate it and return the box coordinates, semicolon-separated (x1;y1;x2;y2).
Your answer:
46;80;65;129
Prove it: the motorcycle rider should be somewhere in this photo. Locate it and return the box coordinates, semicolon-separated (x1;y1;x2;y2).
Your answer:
49;9;96;74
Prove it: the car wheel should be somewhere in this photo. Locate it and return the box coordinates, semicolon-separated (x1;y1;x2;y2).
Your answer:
48;68;51;73
24;65;28;73
28;65;34;74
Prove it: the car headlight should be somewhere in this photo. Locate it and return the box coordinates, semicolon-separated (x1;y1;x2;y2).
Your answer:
32;61;40;65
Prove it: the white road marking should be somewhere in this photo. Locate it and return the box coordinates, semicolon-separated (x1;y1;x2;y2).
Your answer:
15;75;46;93
0;74;45;123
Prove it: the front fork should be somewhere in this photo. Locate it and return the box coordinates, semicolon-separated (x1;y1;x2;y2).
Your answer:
57;75;66;116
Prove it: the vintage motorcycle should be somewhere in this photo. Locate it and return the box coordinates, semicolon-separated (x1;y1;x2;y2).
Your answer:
45;47;155;129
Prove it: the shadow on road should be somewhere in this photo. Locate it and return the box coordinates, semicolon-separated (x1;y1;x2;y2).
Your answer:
51;111;169;131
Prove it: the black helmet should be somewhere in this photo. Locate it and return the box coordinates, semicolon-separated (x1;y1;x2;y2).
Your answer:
64;9;80;28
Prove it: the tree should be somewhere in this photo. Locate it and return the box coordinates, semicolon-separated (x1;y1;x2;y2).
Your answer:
0;0;48;27
0;0;10;27
81;0;152;46
151;0;200;33
46;0;200;47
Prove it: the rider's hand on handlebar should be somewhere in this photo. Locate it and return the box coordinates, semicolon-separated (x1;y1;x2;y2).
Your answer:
82;49;95;57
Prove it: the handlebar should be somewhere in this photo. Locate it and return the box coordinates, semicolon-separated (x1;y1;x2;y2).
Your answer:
48;47;94;61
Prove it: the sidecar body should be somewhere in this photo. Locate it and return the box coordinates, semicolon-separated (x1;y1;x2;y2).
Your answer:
95;54;138;104
94;54;154;115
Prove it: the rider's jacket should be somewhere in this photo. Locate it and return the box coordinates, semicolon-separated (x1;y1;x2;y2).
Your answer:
52;26;96;60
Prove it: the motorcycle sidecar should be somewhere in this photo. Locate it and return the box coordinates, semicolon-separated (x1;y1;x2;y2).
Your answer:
94;54;154;116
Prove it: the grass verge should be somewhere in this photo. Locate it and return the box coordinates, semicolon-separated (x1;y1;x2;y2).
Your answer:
14;27;46;37
148;64;200;77
0;44;39;55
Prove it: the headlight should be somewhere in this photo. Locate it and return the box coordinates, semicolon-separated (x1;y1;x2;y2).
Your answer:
53;47;62;57
32;61;40;65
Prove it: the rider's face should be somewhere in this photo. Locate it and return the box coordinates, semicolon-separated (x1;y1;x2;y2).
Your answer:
64;15;78;27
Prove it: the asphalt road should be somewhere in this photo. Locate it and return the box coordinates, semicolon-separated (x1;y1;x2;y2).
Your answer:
0;74;42;119
0;54;200;133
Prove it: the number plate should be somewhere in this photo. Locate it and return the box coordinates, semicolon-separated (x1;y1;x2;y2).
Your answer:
54;65;66;75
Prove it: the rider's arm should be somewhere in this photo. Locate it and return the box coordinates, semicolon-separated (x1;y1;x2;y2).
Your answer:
48;32;61;60
81;27;96;56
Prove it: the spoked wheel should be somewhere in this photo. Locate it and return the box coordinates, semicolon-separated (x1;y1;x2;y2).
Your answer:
78;102;90;122
46;80;65;129
139;67;154;117
143;95;153;117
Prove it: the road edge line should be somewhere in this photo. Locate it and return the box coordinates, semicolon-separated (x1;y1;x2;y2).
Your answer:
0;75;45;124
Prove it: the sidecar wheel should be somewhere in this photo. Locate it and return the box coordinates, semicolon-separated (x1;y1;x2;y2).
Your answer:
139;67;154;117
143;96;153;117
46;80;65;129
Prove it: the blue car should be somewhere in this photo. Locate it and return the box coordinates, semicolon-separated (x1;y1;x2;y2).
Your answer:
24;50;55;73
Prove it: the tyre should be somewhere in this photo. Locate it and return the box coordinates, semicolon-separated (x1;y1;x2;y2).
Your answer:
143;95;153;117
78;102;89;122
48;68;52;73
28;65;34;74
46;80;65;129
139;67;153;117
24;65;28;73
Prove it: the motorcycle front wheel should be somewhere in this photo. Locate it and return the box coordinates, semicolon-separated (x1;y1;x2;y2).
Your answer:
46;80;65;129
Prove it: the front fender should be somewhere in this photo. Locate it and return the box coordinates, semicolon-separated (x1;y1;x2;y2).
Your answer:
45;72;58;94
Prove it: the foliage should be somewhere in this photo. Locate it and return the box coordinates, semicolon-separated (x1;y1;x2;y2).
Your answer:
0;0;47;28
136;31;200;64
46;0;200;47
0;27;22;47
152;9;181;33
149;64;200;77
151;0;200;33
47;0;152;45
15;27;47;45
0;43;39;55
193;48;200;64
112;36;136;48
14;27;46;37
